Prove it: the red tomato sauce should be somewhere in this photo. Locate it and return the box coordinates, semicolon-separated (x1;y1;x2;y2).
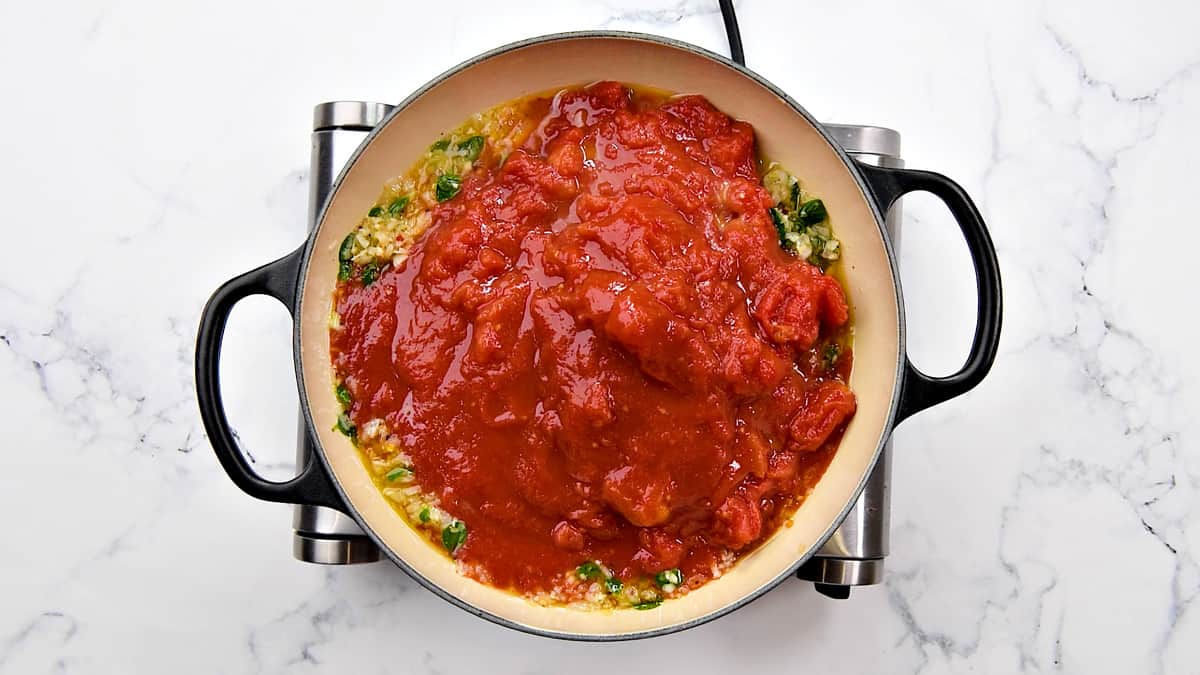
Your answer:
331;82;856;597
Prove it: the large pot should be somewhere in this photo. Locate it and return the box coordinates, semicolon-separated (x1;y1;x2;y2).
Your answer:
196;32;1001;640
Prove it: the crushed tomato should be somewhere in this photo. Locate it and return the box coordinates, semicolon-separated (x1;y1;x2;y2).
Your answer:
331;82;856;597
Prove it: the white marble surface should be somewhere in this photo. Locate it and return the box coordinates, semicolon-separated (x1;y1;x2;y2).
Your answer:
2;0;1198;672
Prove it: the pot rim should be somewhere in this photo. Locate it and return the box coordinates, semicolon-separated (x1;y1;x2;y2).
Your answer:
292;30;905;641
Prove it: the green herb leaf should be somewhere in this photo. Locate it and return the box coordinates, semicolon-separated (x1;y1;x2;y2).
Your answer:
430;138;451;151
335;383;352;406
576;561;603;581
798;198;827;226
418;506;431;523
456;135;485;161
441;520;468;554
387;196;410;217
769;207;789;242
435;174;462;202
360;262;380;286
338;232;356;263
367;206;384;217
385;466;411;482
822;343;840;370
333;412;356;441
790;181;802;211
654;568;683;588
337;260;353;281
633;599;663;610
604;577;623;594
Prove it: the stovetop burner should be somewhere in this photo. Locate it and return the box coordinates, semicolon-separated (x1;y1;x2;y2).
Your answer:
291;100;904;599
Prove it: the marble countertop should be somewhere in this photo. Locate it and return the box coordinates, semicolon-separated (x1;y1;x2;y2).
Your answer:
2;0;1197;672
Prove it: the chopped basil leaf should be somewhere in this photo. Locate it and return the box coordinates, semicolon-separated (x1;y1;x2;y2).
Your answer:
654;568;683;588
338;260;353;281
335;383;352;406
387;196;410;217
442;520;468;554
333;412;356;441
367;206;384;217
418;506;431;523
823;343;840;370
435;174;462;202
361;262;380;286
430;138;450;151
385;466;411;482
457;135;485;161
798;198;827;226
769;207;789;242
576;561;603;580
764;167;837;262
338;232;355;263
633;599;662;610
604;577;623;594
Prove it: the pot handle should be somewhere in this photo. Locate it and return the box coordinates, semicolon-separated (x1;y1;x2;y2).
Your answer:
855;162;1003;423
195;246;347;512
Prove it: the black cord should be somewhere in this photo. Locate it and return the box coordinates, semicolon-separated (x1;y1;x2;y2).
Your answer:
719;0;746;66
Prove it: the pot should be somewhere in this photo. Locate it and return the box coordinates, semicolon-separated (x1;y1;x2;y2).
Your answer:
195;32;1001;640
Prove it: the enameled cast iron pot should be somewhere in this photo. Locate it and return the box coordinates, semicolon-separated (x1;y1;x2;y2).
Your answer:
196;32;1002;640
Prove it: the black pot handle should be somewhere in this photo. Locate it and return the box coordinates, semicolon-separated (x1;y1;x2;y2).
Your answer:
856;162;1003;423
194;246;347;512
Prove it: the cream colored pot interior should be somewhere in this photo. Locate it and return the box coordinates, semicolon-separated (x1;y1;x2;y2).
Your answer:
298;34;900;637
